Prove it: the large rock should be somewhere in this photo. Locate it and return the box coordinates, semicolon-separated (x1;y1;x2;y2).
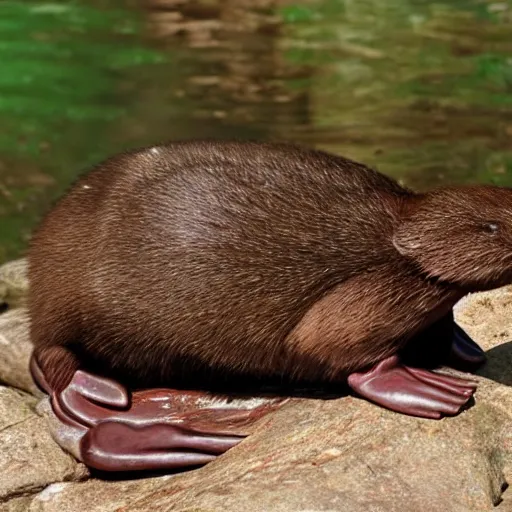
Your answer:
0;496;34;512
0;258;510;511
455;288;512;388
29;380;511;512
0;259;38;395
0;386;86;503
24;476;169;512
0;259;28;309
0;308;39;395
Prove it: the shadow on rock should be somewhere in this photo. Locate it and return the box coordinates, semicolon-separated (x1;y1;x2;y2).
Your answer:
480;340;512;386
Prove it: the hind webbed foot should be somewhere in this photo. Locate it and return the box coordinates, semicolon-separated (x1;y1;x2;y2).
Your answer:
81;422;241;472
347;355;477;419
32;355;283;473
47;370;247;472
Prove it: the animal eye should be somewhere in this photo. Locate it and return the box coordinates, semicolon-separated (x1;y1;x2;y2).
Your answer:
482;222;499;235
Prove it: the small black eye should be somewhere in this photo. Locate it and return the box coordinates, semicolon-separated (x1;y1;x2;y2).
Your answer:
482;222;499;235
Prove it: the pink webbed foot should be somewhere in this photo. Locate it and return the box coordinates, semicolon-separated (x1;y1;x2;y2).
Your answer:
347;355;477;419
31;355;285;473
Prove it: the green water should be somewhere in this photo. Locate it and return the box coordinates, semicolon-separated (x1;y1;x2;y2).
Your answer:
0;0;511;262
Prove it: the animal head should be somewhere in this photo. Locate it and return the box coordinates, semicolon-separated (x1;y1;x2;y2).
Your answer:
393;185;512;290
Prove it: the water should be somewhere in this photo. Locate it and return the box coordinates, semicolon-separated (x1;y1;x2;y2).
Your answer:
0;0;511;262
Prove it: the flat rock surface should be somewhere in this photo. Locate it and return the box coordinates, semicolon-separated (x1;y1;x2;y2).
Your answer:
0;258;510;511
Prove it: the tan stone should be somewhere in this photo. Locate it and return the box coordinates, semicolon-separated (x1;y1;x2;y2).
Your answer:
0;260;28;309
0;308;40;395
0;387;84;503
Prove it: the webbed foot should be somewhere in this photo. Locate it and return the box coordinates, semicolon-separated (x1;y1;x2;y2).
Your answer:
399;314;486;373
347;355;477;419
449;324;486;370
31;355;284;473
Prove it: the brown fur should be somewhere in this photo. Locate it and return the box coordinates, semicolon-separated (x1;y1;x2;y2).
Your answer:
27;140;512;391
285;264;463;381
393;186;512;287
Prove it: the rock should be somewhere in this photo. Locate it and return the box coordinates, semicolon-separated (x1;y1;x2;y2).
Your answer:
92;384;512;512
0;258;510;511
0;496;34;512
0;386;85;504
0;308;40;395
455;287;512;387
22;378;512;512
26;477;169;512
0;259;28;309
0;259;38;395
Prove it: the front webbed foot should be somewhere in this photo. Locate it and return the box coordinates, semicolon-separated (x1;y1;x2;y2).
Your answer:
449;324;486;370
347;355;477;419
31;356;284;473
